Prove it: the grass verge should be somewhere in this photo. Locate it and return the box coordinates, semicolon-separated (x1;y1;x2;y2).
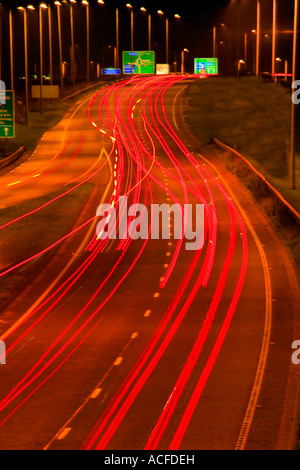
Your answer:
184;76;300;213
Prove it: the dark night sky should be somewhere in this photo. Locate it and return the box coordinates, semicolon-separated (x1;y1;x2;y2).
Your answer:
0;0;296;83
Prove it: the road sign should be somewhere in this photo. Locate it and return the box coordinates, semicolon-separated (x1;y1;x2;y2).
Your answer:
156;64;170;75
194;58;218;75
0;91;14;138
32;85;60;99
123;51;155;75
102;68;121;75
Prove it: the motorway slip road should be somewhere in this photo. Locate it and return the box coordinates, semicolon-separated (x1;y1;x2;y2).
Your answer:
0;76;299;451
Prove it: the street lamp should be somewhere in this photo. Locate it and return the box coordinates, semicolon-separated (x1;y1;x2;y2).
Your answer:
82;1;90;82
126;4;134;54
48;5;54;86
54;1;64;95
256;0;261;77
70;0;76;88
157;10;169;65
9;9;14;91
290;0;299;190
116;7;120;68
39;3;47;115
181;48;189;75
140;7;151;52
17;5;35;126
272;0;277;76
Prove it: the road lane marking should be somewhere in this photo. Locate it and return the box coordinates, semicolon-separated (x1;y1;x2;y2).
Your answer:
144;310;151;318
0;149;114;343
90;388;102;399
131;332;139;339
198;153;272;452
57;427;72;441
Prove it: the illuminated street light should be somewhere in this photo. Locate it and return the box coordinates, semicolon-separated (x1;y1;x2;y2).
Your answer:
126;4;134;54
17;5;35;126
70;0;76;88
140;7;151;51
82;1;90;82
48;4;53;86
39;3;48;115
272;0;277;76
157;10;169;65
9;8;14;91
181;48;189;75
256;0;261;76
55;1;64;95
290;0;299;189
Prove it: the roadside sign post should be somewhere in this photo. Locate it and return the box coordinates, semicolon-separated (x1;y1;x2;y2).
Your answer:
123;51;155;75
0;91;15;154
194;58;218;75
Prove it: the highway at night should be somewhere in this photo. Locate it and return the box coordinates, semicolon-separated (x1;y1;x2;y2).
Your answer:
0;75;299;451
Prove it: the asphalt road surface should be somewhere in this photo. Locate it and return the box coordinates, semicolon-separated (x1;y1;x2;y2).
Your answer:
0;76;299;451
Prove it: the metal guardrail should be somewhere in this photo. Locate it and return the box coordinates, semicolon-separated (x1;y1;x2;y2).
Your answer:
214;138;300;225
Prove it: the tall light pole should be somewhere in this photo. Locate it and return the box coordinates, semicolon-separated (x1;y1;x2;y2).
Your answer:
272;0;277;76
213;26;217;57
126;4;134;53
39;3;47;115
148;13;152;51
82;1;90;82
9;9;14;91
17;5;34;126
244;32;248;70
290;0;299;190
256;0;261;77
157;10;169;64
181;48;189;75
70;0;76;88
48;5;53;85
55;1;63;95
140;7;151;51
116;8;119;68
126;4;134;72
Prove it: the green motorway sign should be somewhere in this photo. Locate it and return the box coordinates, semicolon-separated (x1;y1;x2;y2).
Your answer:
123;51;155;74
0;91;14;138
195;58;218;75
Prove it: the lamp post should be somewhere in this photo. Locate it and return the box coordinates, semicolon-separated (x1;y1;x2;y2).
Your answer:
213;26;216;57
48;5;53;85
55;1;63;95
256;0;261;77
181;48;189;75
116;8;119;68
272;0;277;76
140;7;151;51
9;9;14;91
126;4;134;54
82;1;90;82
39;3;47;115
290;0;299;190
70;0;76;88
157;10;169;65
17;5;35;126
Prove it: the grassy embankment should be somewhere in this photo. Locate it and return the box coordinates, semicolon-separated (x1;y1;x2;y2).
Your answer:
185;76;299;212
185;76;300;270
